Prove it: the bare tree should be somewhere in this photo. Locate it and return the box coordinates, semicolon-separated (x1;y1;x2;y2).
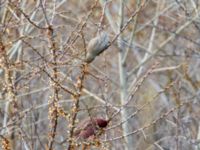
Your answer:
0;0;200;150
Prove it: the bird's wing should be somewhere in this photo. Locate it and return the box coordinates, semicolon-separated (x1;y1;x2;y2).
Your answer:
74;118;93;136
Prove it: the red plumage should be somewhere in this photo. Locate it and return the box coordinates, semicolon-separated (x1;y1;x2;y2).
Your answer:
74;117;108;139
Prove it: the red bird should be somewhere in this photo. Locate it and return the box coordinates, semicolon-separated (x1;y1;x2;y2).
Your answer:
74;117;108;140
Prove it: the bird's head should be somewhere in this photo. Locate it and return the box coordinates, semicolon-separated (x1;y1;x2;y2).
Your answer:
95;118;108;128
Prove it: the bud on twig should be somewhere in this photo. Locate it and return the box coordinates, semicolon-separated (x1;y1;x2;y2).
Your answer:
85;32;109;63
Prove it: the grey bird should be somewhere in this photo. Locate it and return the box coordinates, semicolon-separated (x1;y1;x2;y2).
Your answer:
85;32;110;63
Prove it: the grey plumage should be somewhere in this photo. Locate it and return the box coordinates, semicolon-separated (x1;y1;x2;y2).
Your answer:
85;32;109;63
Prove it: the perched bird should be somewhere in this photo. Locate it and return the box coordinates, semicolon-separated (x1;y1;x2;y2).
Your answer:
85;32;110;63
74;117;108;140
